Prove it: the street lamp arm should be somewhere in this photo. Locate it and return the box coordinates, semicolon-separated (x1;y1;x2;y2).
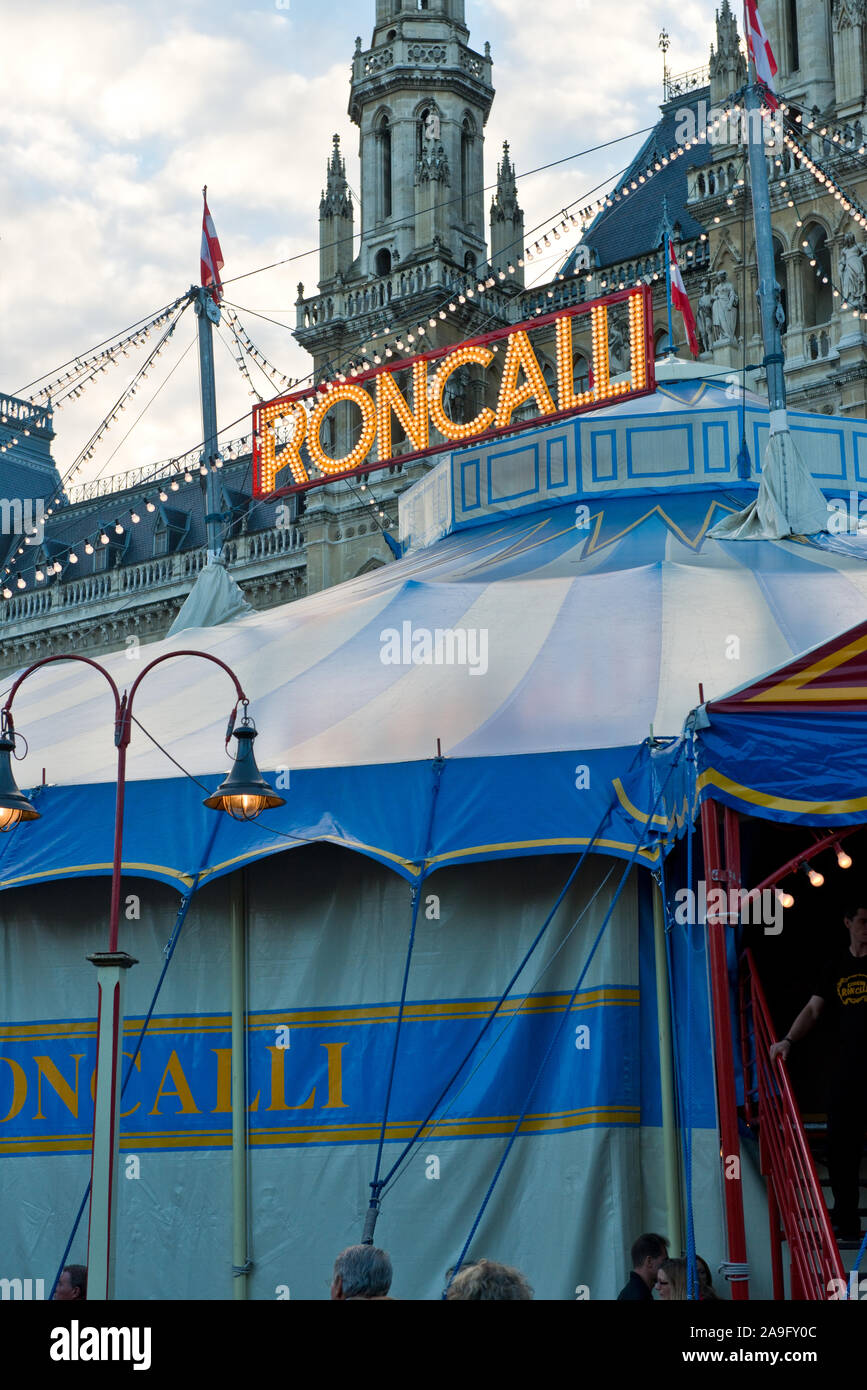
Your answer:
2;654;122;728
126;651;249;736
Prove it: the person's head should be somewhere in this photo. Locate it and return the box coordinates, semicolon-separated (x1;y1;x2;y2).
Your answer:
53;1266;87;1301
330;1245;392;1301
445;1259;533;1301
696;1256;718;1299
843;906;867;951
630;1233;669;1287
655;1257;687;1300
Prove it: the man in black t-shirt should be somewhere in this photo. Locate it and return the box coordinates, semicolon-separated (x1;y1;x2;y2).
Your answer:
616;1232;669;1300
770;905;867;1240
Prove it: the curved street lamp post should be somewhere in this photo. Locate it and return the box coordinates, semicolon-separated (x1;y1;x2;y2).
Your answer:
0;650;285;1300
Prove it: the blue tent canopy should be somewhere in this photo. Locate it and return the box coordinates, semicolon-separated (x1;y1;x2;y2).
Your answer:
4;486;867;890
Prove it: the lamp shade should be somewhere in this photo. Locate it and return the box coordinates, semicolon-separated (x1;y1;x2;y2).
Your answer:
0;732;40;832
203;721;285;822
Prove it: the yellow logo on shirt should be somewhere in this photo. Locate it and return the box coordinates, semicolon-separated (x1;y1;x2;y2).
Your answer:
838;974;867;1005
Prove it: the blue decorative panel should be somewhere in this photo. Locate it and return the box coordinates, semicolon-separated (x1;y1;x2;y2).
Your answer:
793;425;846;481
461;458;481;511
855;432;867;484
487;444;540;503
546;436;568;490
590;430;617;483
702;421;731;474
626;425;694;477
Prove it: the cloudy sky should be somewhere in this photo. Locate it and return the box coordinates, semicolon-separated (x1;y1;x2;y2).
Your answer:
0;0;718;485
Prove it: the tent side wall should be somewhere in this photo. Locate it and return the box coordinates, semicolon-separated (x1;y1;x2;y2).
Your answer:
0;845;732;1299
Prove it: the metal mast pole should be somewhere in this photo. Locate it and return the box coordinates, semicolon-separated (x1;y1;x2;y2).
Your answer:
744;66;786;421
194;285;223;560
662;197;676;358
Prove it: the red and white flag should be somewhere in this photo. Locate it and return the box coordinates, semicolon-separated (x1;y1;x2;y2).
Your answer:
669;239;699;358
744;0;779;109
200;187;224;302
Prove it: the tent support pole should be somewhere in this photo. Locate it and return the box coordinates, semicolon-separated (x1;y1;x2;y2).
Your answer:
700;796;750;1299
652;880;683;1255
231;869;251;1298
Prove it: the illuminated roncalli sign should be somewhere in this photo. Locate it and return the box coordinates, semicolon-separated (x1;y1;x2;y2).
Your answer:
253;286;655;497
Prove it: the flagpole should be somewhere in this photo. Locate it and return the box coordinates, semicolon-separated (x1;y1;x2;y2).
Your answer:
196;186;223;561
662;197;675;358
744;67;786;422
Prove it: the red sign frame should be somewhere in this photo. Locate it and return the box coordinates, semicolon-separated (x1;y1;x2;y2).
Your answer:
252;286;656;498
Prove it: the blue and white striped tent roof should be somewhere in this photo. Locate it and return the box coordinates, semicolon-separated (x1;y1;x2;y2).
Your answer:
3;476;867;893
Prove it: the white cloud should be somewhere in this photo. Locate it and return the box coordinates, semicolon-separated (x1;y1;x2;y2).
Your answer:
1;0;723;481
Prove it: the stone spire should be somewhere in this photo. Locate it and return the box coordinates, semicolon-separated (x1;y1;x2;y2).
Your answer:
710;0;746;106
490;142;525;287
320;133;352;220
318;134;354;286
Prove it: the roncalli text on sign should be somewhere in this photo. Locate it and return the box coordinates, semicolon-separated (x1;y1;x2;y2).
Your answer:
252;287;655;497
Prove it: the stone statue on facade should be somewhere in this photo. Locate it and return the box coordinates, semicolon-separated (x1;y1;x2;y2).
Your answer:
839;232;867;305
423;109;441;144
608;321;629;374
697;279;715;353
711;270;739;344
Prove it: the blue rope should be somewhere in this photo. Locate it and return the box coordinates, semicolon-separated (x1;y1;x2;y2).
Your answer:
47;821;220;1299
374;799;621;1197
443;749;685;1296
365;756;445;1235
681;735;698;1301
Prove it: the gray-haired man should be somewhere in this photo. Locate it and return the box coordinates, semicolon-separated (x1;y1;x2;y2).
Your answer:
330;1245;394;1300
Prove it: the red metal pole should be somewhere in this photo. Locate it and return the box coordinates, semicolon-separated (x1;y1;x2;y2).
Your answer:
108;710;129;956
768;1185;785;1300
700;796;751;1300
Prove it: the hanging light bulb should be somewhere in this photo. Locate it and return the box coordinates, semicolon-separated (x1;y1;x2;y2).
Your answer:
130;511;141;524
85;542;94;555
836;844;853;869
99;532;110;546
805;864;824;887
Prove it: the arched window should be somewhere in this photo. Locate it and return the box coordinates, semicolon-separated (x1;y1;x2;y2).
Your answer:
573;355;590;392
461;116;474;223
802;223;832;326
464;251;476;270
655;328;672;357
787;0;799;72
772;236;788;332
375;248;392;276
378;114;392;220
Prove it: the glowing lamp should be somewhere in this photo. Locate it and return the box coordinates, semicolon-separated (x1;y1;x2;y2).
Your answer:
202;717;286;822
805;865;824;887
776;890;795;909
0;725;40;832
836;845;852;869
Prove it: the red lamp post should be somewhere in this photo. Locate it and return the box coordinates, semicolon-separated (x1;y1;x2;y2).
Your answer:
0;650;284;1300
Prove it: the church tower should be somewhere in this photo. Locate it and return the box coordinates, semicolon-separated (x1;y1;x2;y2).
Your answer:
490;142;525;288
295;0;524;383
319;134;354;285
709;0;746;108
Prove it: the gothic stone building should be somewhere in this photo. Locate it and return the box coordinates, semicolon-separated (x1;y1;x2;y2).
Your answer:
5;0;867;675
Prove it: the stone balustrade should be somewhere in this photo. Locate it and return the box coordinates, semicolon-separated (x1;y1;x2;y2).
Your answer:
296;256;514;335
1;525;305;627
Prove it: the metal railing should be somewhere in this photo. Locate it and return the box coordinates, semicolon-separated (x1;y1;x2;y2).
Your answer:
1;525;306;625
740;948;846;1300
664;65;710;101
